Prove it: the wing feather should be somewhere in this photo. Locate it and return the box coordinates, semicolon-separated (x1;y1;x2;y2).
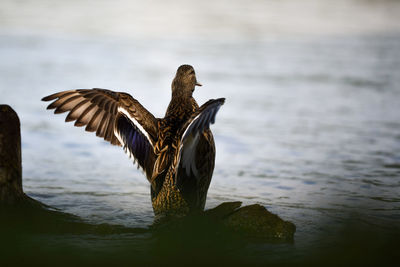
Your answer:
54;95;82;114
75;103;97;126
181;98;225;143
42;88;158;174
86;107;103;132
72;101;92;127
175;98;225;180
97;112;110;138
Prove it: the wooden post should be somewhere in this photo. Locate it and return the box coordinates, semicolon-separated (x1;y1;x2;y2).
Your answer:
0;105;98;230
0;105;25;204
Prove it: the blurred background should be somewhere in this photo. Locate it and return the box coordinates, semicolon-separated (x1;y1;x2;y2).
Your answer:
1;0;400;264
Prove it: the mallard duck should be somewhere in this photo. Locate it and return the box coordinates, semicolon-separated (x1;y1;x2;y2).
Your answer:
42;65;225;218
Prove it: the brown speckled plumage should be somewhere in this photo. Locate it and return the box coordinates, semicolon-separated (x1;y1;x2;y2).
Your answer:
42;64;225;218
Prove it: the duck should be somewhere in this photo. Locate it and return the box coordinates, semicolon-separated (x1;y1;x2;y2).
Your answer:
42;64;225;219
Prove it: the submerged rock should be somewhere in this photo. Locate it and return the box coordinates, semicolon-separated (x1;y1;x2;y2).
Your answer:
153;201;296;242
223;203;295;241
204;201;243;219
205;202;296;241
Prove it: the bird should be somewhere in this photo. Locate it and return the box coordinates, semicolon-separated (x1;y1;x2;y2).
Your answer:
42;64;225;220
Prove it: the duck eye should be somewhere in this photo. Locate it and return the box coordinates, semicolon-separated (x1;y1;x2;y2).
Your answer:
189;70;195;75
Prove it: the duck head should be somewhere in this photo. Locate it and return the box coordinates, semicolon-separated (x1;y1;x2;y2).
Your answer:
172;64;202;96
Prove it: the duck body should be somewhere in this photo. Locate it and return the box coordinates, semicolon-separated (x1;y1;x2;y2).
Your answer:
151;84;216;217
42;65;224;218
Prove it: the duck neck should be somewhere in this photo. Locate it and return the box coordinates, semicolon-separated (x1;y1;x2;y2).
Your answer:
171;77;194;98
172;87;193;99
166;87;195;120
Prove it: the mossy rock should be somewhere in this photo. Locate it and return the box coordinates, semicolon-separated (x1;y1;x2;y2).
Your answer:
154;202;296;242
220;203;295;241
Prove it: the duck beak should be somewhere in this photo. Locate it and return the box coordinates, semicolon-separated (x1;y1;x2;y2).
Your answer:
196;81;202;86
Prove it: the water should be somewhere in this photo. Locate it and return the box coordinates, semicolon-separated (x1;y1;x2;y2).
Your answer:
1;0;400;264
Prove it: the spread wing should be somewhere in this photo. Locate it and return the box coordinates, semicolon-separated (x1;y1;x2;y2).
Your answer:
175;98;225;182
42;88;158;176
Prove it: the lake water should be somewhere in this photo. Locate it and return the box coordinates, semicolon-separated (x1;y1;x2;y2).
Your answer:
1;0;399;264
